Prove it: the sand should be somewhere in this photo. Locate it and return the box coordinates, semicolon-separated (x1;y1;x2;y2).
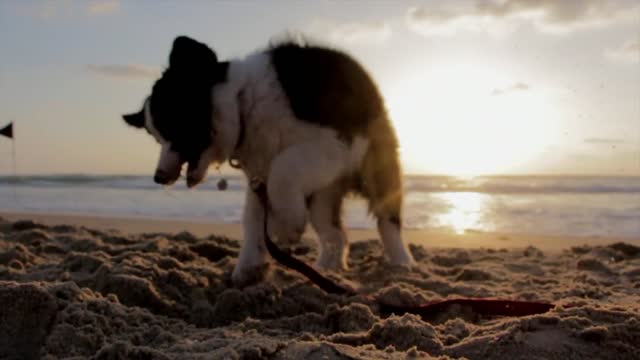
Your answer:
0;214;639;359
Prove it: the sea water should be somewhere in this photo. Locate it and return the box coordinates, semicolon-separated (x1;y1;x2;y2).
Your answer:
0;175;638;239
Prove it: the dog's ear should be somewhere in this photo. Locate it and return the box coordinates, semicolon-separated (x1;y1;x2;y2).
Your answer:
169;36;218;77
122;109;145;128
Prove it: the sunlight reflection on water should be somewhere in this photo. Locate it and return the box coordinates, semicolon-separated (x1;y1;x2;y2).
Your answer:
1;176;638;238
433;192;493;234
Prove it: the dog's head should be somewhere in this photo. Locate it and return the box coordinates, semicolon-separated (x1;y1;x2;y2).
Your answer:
122;36;228;188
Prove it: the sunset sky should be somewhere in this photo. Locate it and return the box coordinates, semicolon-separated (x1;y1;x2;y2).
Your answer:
0;0;638;176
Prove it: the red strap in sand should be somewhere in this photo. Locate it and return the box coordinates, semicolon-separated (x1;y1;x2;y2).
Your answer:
379;299;555;318
252;182;556;320
253;181;353;296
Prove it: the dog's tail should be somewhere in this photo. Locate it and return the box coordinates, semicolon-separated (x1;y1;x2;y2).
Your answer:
359;113;403;222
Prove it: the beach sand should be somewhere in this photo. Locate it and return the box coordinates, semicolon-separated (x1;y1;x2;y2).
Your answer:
1;212;639;359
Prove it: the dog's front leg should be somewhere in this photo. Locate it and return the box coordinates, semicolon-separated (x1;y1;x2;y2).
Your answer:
267;140;350;246
232;188;270;286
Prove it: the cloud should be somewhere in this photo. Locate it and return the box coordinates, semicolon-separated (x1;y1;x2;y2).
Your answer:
308;19;391;45
477;0;638;31
407;4;507;36
17;0;74;19
605;39;640;64
16;0;119;18
407;0;639;37
491;82;530;96
87;0;119;16
86;64;159;79
584;138;627;145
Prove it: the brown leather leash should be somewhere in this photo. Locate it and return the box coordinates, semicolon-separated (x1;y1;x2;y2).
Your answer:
249;179;557;320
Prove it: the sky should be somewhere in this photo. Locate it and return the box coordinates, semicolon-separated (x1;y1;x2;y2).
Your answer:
0;0;638;176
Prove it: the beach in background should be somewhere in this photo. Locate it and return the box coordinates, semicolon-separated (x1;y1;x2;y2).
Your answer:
1;174;638;241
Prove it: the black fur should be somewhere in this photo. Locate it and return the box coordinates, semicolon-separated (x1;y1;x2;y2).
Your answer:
271;42;403;223
123;110;144;128
150;36;228;165
389;215;402;228
270;43;384;142
122;36;229;166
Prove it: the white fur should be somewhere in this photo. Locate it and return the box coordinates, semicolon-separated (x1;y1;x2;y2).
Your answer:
144;99;164;144
207;52;411;283
309;184;348;269
155;144;181;183
231;188;269;285
144;98;183;183
186;146;216;188
378;218;415;267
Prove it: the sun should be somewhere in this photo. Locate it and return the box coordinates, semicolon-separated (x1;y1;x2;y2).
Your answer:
386;63;557;176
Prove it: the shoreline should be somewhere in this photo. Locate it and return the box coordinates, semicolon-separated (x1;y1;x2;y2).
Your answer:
1;210;635;251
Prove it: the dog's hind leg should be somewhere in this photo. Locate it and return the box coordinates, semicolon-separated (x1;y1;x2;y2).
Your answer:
309;182;348;270
232;188;271;286
376;205;414;268
361;131;414;268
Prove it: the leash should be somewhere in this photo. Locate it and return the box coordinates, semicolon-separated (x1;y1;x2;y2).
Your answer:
226;92;557;319
249;179;557;320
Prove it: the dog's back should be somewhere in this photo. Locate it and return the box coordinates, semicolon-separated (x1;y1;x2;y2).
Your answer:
269;43;403;223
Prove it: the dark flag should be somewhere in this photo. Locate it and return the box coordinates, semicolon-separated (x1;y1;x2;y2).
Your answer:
0;122;12;139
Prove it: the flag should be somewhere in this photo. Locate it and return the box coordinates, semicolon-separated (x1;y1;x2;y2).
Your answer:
0;122;12;139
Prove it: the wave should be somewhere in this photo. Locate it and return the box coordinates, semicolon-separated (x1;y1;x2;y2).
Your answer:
0;175;246;192
404;176;640;194
1;175;639;194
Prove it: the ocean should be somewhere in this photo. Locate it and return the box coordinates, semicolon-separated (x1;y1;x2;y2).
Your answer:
0;175;638;239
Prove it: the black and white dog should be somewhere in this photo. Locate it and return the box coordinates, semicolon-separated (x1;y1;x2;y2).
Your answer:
122;36;414;285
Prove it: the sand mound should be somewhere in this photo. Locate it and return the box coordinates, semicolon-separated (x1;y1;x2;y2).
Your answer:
0;217;639;359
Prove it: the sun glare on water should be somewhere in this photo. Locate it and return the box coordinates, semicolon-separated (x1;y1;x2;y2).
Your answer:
436;192;491;234
387;63;557;176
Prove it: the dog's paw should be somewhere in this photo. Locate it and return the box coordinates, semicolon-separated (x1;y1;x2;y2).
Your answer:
270;225;304;248
267;212;305;245
387;252;416;271
231;263;272;287
315;252;348;271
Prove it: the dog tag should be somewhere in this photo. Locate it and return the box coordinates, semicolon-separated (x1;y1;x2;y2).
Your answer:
217;178;228;191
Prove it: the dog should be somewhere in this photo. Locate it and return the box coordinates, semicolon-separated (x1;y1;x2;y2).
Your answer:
122;36;414;285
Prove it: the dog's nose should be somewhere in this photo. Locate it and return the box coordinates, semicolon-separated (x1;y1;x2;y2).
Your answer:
154;170;170;185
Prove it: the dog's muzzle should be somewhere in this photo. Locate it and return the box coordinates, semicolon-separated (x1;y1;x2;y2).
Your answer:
154;169;179;185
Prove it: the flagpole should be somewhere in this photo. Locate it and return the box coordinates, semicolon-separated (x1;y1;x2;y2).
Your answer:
12;129;16;177
0;122;15;176
10;122;17;203
11;122;18;202
0;121;17;201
